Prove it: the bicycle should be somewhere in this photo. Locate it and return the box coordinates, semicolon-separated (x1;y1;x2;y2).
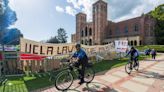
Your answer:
125;57;139;74
54;59;95;91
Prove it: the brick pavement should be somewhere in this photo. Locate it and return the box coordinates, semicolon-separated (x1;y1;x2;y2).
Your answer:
34;55;164;92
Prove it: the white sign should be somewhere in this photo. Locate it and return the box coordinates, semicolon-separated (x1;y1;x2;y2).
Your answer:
4;45;17;51
115;40;128;52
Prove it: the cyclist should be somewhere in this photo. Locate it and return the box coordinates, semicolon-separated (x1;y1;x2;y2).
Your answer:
70;44;88;84
126;47;139;69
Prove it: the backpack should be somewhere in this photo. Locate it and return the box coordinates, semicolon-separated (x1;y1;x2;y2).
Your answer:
134;50;139;57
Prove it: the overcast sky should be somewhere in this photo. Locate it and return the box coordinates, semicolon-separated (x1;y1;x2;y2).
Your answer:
9;0;164;42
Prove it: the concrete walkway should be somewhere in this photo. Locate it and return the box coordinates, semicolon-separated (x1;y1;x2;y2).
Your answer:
35;55;164;92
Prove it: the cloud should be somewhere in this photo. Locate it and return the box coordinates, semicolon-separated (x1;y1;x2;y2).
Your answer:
110;0;164;22
55;6;64;13
108;0;141;20
66;0;95;21
65;0;164;22
66;0;80;9
78;0;94;21
65;6;77;16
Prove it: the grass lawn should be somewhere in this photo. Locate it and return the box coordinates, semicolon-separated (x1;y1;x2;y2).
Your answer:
0;55;150;92
136;45;164;52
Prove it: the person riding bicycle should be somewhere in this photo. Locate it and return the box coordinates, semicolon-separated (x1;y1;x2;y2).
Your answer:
70;44;88;84
126;47;139;69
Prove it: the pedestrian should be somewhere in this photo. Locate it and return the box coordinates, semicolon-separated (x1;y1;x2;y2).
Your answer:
145;48;151;56
151;49;156;60
148;48;151;55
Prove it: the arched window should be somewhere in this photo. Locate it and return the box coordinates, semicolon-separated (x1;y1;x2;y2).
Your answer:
85;39;87;45
124;26;128;33
89;28;92;36
85;27;88;36
81;30;84;37
115;26;119;35
134;24;139;31
140;40;142;45
101;5;103;11
104;6;106;11
93;6;95;13
89;39;92;45
81;40;83;44
109;29;112;35
134;40;137;46
97;5;99;12
128;41;130;45
131;41;133;46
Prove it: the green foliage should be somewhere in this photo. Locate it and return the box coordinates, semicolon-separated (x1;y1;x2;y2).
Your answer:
150;4;164;44
47;36;59;43
57;28;68;43
136;45;164;52
151;4;164;20
46;28;68;44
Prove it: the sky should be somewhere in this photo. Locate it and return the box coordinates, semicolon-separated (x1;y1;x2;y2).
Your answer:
9;0;164;43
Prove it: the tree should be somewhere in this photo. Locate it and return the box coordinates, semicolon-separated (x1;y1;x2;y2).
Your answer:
46;28;68;44
0;0;23;45
151;4;164;21
57;28;68;43
47;36;59;43
150;4;164;44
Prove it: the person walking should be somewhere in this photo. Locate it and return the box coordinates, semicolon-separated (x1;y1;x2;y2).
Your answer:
151;49;157;60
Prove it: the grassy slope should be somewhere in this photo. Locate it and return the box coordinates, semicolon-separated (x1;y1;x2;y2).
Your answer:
136;45;164;52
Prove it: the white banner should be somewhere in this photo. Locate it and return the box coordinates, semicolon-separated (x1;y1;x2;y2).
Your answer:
115;40;128;53
20;38;115;57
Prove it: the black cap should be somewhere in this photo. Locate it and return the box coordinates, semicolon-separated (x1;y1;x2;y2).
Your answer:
75;44;81;48
131;46;134;49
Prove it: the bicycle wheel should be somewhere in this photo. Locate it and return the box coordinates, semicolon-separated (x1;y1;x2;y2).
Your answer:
84;67;95;83
55;70;73;91
125;62;132;74
134;61;139;71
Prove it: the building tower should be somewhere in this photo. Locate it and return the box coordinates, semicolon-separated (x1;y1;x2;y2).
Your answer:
76;13;86;43
93;0;108;45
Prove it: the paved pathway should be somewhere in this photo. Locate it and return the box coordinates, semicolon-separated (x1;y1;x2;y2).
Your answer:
34;55;164;92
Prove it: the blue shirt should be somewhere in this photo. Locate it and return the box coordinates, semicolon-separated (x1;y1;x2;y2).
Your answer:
72;48;87;60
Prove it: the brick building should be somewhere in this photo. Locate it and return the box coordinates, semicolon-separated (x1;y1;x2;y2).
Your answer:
72;0;156;46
